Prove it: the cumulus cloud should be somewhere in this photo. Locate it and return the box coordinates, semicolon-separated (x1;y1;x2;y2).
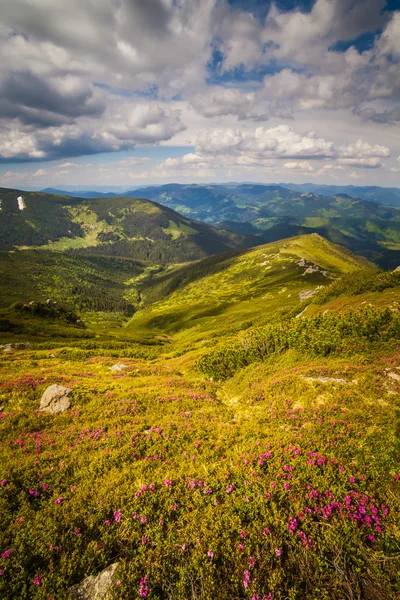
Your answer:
194;125;377;161
0;0;398;186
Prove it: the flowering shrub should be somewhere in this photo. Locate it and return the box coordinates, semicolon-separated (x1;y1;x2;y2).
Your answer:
0;316;399;598
197;307;400;380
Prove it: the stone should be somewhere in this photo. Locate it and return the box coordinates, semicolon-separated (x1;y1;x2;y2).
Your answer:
387;371;400;382
39;384;72;414
303;376;357;385
1;344;13;353
393;266;400;272
69;563;119;600
0;342;30;351
303;265;320;275
109;364;128;372
298;286;325;302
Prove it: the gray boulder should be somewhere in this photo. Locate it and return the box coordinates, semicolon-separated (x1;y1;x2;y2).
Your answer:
69;563;119;600
39;384;72;414
387;370;400;382
109;364;128;372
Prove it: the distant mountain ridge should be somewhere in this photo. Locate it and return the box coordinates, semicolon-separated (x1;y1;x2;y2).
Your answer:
31;182;400;268
41;182;400;208
0;187;258;263
111;183;400;268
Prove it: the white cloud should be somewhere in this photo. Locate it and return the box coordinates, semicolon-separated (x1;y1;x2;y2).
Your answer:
196;125;336;159
283;161;314;172
337;157;383;168
32;168;48;177
337;139;390;159
0;0;398;187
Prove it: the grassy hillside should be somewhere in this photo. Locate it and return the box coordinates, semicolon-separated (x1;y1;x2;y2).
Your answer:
1;249;399;599
0;251;146;315
128;234;371;342
0;187;258;263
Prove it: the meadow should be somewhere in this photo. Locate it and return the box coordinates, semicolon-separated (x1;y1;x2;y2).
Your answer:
1;237;400;599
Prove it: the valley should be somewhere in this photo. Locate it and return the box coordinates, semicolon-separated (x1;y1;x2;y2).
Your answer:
1;187;399;599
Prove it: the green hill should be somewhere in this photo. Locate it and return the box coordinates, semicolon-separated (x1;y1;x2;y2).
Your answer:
0;251;146;315
128;234;372;342
1;233;399;599
0;187;258;263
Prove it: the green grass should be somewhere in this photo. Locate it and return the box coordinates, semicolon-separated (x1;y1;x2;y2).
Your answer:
128;234;371;343
1;234;399;599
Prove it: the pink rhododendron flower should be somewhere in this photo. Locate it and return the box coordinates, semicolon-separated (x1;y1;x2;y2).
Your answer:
114;510;121;523
139;577;149;598
33;574;44;586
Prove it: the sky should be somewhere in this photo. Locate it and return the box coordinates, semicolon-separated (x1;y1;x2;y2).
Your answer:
0;0;400;189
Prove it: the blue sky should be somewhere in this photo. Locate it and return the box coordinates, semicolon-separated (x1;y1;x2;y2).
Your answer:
0;0;399;188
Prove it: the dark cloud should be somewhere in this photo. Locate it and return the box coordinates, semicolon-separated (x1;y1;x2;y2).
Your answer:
355;106;400;124
0;71;105;127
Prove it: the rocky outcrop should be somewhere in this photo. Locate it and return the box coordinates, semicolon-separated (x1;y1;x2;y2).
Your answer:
302;376;357;385
0;342;30;352
298;286;324;302
387;370;400;382
109;364;128;372
69;563;119;600
39;384;72;414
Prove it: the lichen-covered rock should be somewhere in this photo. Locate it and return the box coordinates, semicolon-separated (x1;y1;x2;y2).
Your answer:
109;364;128;372
69;563;119;600
39;384;72;414
298;286;325;302
387;370;400;382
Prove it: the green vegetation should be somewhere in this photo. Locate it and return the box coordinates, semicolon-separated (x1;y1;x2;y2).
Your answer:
0;188;258;263
312;269;400;305
197;307;400;380
129;234;371;341
1;211;399;599
134;184;400;268
0;251;144;314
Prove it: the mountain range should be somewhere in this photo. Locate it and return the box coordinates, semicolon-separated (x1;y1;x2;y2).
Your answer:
3;184;400;270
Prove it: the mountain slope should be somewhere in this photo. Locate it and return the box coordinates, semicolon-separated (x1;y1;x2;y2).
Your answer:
0;251;146;314
0;187;259;262
283;183;400;208
124;183;400;223
123;183;400;268
128;234;372;341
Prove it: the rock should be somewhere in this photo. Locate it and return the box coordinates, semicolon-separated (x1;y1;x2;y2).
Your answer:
109;364;128;372
387;371;400;382
69;563;119;600
298;286;324;302
393;266;400;272
297;258;307;267
0;342;30;351
303;376;357;385
39;384;72;414
0;344;13;353
49;353;56;358
303;265;320;275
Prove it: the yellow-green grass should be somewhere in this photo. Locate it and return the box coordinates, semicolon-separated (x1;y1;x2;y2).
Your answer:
128;234;371;343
